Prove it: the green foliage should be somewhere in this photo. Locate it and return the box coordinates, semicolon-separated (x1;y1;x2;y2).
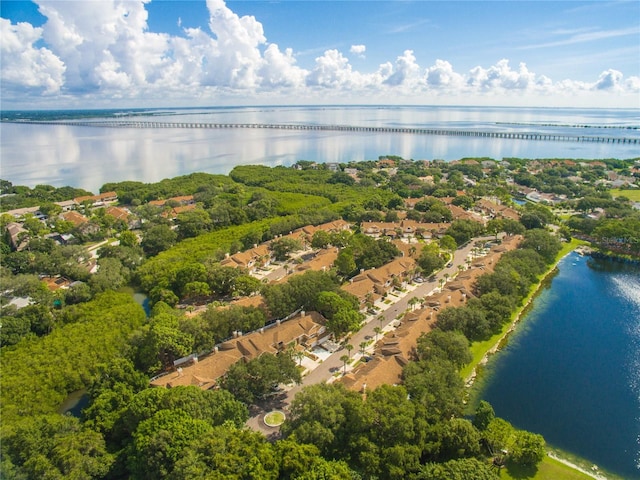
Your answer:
415;330;472;369
270;237;303;261
262;270;342;319
1;292;145;426
414;458;498;480
0;183;93;211
282;383;369;459
402;357;465;421
521;228;562;263
472;400;496;431
446;219;485;246
128;409;214;479
417;242;446;276
436;418;481;461
316;291;363;338
102;172;236;204
131;311;194;373
141;223;178;256
3;414;114;479
220;353;301;404
171;424;280;480
435;305;491;341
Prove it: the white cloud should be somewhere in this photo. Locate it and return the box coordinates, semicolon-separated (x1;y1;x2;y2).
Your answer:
593;69;624;91
425;59;464;88
350;44;366;57
383;50;421;87
0;18;65;94
0;0;637;108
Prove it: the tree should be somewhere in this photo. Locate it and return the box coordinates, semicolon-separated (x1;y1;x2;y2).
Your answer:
335;248;356;277
416;458;498;480
510;430;546;467
415;330;472;369
345;343;354;358
374;326;382;343
128;409;213;479
435;305;491;341
171;425;280;480
271;237;303;261
176;209;212;239
439;234;457;252
141;224;177;256
119;230;138;247
3;414;114;480
326;308;362;339
340;354;350;374
502;218;525;236
437;418;481;461
417;243;445;277
311;230;331;249
521;228;562;263
473;400;496;431
133;312;194;373
282;383;366;459
402;357;465;421
232;274;262;297
446;219;485;246
220;353;301;404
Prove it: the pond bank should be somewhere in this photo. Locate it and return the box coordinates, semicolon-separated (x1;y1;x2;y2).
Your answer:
462;239;584;387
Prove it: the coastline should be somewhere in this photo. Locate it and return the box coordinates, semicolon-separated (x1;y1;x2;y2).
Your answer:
463;239;628;480
547;452;608;480
463;241;581;387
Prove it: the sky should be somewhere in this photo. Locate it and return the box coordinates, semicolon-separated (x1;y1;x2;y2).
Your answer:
1;0;639;109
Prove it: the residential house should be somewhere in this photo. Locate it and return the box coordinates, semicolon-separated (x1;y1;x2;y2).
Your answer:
220;243;272;273
151;311;327;390
5;222;28;251
74;191;117;206
61;210;89;227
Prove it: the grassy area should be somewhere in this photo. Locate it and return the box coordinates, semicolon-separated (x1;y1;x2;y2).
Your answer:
263;411;285;427
610;188;640;201
499;455;595;480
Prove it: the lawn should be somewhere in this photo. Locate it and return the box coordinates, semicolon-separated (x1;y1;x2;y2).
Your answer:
499;455;595;480
610;188;640;201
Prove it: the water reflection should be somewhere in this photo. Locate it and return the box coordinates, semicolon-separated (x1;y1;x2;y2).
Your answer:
2;106;638;192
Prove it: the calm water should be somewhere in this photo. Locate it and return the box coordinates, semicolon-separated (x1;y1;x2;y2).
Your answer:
1;105;638;192
478;252;640;479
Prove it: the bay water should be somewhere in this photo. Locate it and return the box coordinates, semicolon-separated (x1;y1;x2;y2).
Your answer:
1;105;638;192
476;252;640;479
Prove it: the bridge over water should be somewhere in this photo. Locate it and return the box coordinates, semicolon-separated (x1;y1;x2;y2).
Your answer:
8;120;639;144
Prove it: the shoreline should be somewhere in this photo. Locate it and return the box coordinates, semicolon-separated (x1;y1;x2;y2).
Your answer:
464;240;625;480
547;452;608;480
464;244;577;387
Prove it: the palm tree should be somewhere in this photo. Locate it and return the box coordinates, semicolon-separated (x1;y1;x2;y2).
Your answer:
377;315;384;329
340;355;350;375
373;326;382;343
359;341;368;356
408;296;420;311
345;344;354;359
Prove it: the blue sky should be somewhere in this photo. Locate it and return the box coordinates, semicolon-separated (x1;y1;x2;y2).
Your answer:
1;0;639;109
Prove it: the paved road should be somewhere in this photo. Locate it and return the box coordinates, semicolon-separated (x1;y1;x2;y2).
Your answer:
247;236;495;434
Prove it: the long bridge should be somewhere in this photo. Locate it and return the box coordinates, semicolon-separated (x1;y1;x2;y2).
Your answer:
8;119;639;144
